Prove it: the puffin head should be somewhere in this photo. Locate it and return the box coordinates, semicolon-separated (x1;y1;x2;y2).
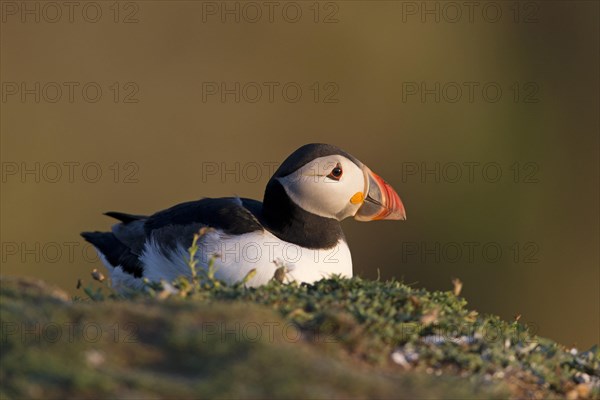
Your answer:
268;143;406;222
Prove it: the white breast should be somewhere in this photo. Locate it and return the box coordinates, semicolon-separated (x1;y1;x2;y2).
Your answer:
119;229;353;289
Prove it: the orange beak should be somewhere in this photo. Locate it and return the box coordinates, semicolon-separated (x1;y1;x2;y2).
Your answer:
354;168;406;221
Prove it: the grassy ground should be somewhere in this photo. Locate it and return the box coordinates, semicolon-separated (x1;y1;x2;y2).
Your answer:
1;273;598;399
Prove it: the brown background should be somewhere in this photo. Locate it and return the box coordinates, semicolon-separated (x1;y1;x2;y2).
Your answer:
1;1;598;348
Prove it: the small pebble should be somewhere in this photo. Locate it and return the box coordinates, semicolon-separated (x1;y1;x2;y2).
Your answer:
391;351;410;369
85;349;105;367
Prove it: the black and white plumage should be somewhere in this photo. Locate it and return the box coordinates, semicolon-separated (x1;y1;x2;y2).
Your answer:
82;143;406;290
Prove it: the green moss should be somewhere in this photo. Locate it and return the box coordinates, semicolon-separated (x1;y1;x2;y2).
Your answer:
1;275;597;399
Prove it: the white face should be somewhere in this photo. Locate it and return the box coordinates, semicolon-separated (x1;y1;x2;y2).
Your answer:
277;155;367;221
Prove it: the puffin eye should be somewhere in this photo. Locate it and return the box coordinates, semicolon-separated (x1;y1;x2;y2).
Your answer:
327;164;343;181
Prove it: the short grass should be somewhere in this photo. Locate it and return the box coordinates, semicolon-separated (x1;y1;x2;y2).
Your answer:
1;234;598;399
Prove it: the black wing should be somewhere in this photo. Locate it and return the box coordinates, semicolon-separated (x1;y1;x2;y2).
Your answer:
81;231;145;277
143;197;263;235
82;197;264;277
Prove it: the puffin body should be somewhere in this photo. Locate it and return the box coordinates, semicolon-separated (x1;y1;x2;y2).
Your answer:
82;144;406;290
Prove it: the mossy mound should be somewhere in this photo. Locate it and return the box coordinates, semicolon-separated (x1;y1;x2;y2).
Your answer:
1;276;597;399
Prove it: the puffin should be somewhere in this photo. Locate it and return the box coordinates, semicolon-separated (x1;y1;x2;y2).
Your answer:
82;143;406;290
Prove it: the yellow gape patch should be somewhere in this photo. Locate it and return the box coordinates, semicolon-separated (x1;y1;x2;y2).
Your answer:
350;192;364;205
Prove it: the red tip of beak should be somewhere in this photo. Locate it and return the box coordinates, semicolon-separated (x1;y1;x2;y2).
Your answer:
371;172;406;221
355;168;406;222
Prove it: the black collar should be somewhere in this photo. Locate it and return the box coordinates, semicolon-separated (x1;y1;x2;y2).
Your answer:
259;179;344;249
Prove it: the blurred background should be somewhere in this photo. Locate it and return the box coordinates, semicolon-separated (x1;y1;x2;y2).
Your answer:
1;1;598;348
